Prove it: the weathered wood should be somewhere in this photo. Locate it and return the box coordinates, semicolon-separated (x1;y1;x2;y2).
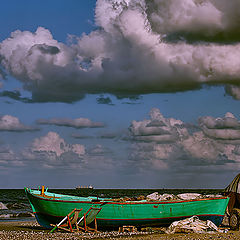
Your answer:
49;208;82;233
119;225;137;232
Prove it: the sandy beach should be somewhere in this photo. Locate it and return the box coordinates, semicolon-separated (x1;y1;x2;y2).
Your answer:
0;220;239;240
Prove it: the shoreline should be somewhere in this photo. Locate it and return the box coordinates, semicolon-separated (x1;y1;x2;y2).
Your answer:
0;220;240;240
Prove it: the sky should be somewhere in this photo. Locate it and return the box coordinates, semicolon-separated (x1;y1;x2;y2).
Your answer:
0;0;240;189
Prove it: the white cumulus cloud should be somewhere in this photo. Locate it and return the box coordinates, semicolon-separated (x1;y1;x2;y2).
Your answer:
128;108;240;171
0;115;38;131
19;132;114;170
1;0;240;101
129;108;188;143
31;131;85;158
199;112;240;140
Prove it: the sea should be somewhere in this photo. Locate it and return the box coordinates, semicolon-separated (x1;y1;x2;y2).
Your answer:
0;188;223;222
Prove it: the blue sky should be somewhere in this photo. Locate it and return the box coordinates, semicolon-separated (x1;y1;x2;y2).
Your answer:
0;0;96;42
0;0;240;189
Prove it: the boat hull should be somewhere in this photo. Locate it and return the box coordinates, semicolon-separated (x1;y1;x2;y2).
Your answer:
25;188;229;229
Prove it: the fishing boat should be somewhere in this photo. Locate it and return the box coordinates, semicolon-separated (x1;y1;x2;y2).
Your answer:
25;187;229;229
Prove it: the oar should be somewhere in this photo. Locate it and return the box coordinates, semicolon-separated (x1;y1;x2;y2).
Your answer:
49;215;68;233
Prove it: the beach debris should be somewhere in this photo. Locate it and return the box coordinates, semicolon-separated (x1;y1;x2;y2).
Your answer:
177;193;202;200
146;192;160;200
146;192;176;201
0;202;8;209
159;193;176;200
205;194;223;198
145;192;224;201
165;216;224;234
137;195;145;200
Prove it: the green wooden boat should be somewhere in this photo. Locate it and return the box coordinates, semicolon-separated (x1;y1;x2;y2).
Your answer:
25;187;229;229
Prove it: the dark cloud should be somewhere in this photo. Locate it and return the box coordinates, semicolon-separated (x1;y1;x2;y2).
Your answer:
36;117;105;128
0;90;32;103
225;85;240;100
97;96;114;105
34;44;60;55
98;133;118;139
116;95;142;101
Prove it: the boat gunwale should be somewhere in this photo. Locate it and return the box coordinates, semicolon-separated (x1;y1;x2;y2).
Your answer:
26;188;229;205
